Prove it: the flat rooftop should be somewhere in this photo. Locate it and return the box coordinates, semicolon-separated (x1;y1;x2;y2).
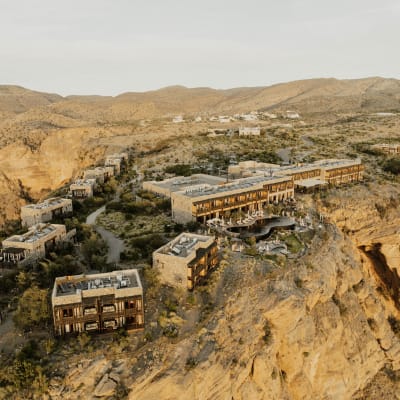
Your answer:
54;269;141;297
71;179;95;186
4;224;62;244
312;158;361;169
147;174;226;193
156;233;212;258
177;174;290;198
23;197;70;210
85;167;106;173
373;143;400;148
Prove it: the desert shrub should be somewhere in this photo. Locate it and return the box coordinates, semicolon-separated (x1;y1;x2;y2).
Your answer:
241;150;281;164
162;323;179;338
136;190;156;201
375;203;387;219
332;294;347;315
367;318;378;331
78;332;91;348
107;198;170;216
164;297;178;313
383;364;400;382
185;221;201;232
0;270;19;294
383;158;400;175
388;315;400;336
164;164;192;176
36;254;82;288
5;340;49;392
129;234;167;260
173;223;184;233
294;277;303;288
185;357;198;370
262;320;273;344
353;143;382;156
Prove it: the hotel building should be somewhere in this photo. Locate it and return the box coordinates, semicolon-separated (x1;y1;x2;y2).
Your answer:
153;233;218;290
52;269;144;335
104;153;128;176
1;223;68;261
171;175;294;224
21;198;73;228
69;179;96;198
144;159;363;224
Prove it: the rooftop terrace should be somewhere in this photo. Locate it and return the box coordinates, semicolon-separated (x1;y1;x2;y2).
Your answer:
5;224;62;244
312;158;362;169
148;174;226;192
177;174;290;198
71;179;96;186
157;233;212;258
54;269;141;297
23;197;70;210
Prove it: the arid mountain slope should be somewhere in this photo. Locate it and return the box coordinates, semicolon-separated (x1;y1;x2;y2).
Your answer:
0;85;62;115
1;77;400;121
56;77;400;117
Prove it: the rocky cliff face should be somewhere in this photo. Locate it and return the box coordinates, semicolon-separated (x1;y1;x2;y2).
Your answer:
46;186;400;400
0;171;25;227
0;127;133;225
126;229;396;400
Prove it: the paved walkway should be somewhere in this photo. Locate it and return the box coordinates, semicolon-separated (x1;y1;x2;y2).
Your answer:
86;206;125;264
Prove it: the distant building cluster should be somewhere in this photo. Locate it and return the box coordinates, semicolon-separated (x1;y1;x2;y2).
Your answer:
238;126;261;136
2;197;77;266
171;110;300;125
1;151;130;265
371;143;400;155
69;152;128;198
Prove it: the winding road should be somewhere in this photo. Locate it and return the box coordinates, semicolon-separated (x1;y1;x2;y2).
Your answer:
86;206;125;264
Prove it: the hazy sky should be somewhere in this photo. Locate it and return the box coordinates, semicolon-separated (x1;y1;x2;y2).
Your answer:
1;0;399;95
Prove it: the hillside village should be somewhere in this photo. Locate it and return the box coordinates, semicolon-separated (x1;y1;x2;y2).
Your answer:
0;125;378;398
0;82;400;399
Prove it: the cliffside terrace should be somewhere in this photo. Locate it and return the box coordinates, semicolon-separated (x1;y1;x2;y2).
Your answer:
153;233;218;290
171;175;294;223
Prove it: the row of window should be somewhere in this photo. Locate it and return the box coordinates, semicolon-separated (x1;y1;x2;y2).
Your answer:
60;300;142;318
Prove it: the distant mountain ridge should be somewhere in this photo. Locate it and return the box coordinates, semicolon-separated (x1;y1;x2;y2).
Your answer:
1;77;400;119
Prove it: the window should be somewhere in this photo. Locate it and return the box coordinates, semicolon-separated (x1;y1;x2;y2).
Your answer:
63;308;73;317
102;304;115;313
125;300;135;309
84;307;97;315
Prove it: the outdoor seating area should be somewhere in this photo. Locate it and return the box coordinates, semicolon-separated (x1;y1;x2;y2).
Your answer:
206;209;266;229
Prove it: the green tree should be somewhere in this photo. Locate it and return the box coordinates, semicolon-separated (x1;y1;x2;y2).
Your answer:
81;233;107;269
13;286;49;331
